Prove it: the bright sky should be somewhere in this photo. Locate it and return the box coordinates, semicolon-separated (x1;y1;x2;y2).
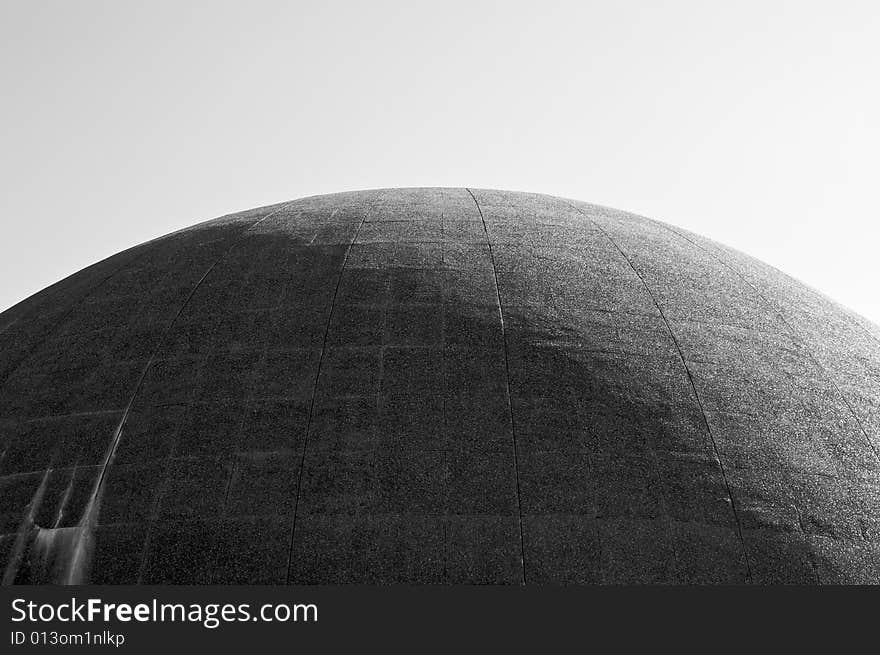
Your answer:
2;1;878;323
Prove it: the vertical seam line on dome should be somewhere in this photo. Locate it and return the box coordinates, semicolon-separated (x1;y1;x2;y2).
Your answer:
466;188;528;586
284;192;383;585
658;223;880;467
62;203;295;584
565;201;754;582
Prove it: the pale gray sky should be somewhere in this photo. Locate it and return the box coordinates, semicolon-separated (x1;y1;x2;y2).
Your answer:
2;1;878;323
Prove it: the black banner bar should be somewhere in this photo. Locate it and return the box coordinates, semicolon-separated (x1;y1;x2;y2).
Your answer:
1;585;874;651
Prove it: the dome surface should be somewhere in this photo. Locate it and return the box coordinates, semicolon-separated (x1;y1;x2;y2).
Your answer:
1;188;879;585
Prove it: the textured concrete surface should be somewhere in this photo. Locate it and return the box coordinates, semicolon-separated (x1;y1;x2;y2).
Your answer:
1;188;879;584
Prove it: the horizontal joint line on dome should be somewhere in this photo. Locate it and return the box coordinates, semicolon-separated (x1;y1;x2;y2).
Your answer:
13;409;126;423
0;465;103;482
321;343;444;352
663;316;795;331
334;302;449;309
510;306;662;319
354;239;446;244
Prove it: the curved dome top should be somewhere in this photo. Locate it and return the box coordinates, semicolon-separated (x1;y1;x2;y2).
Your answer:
1;188;879;585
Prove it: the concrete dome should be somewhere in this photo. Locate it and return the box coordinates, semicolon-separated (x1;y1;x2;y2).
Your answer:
1;188;879;584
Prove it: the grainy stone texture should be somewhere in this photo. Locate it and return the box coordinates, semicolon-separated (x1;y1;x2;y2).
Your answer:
1;188;878;585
